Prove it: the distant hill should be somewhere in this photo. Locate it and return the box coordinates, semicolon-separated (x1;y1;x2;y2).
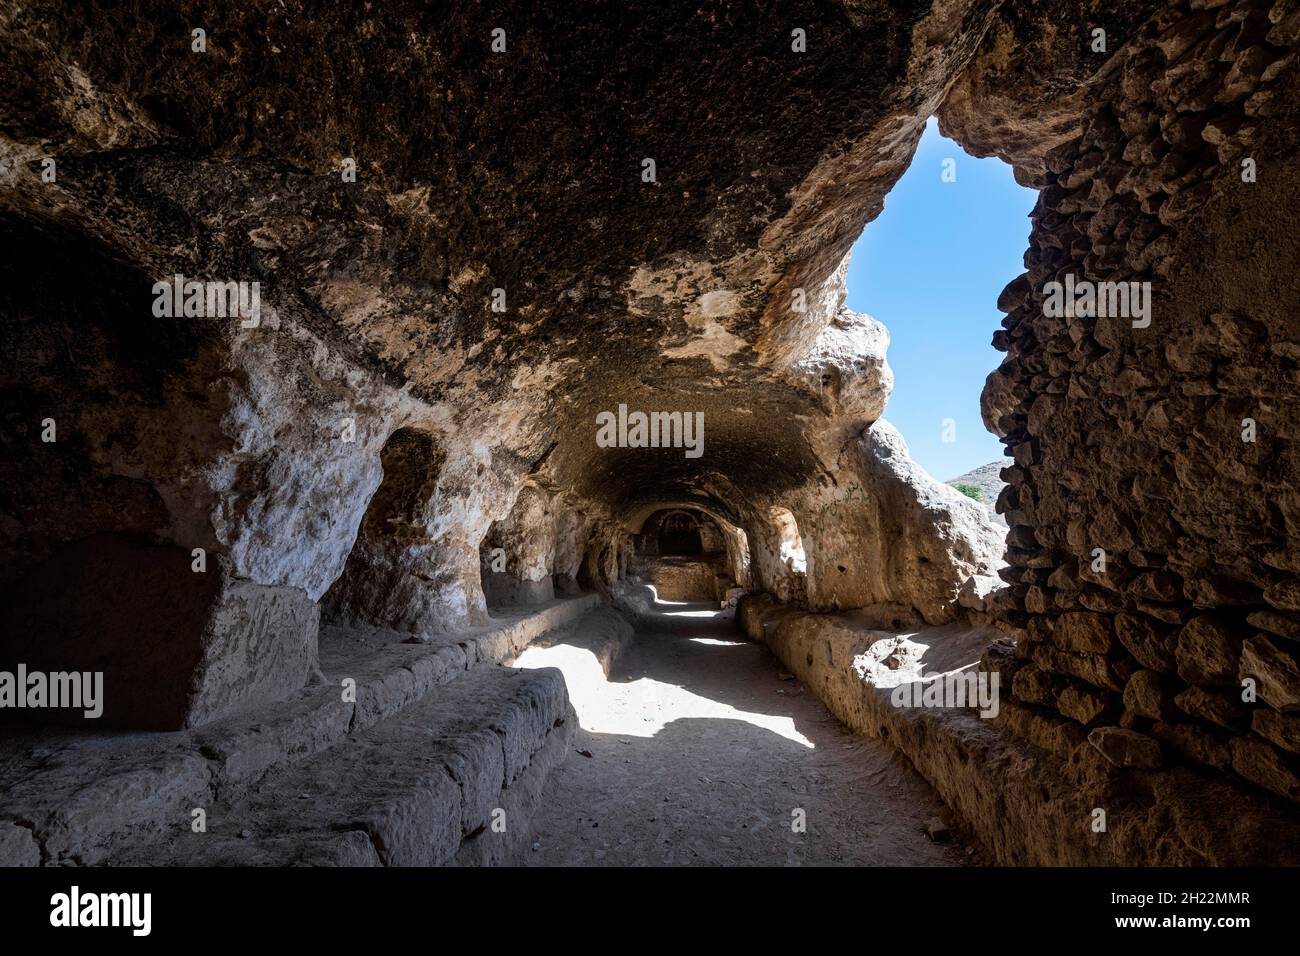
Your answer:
946;461;1007;527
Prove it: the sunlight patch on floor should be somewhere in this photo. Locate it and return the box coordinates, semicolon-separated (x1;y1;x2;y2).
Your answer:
513;642;813;748
850;631;985;689
644;585;687;605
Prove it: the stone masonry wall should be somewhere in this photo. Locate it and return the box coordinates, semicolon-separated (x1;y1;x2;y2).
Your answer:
984;0;1300;805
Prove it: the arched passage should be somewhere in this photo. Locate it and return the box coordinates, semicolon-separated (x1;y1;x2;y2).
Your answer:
478;484;569;611
322;426;445;632
658;510;704;556
750;506;808;605
628;507;750;604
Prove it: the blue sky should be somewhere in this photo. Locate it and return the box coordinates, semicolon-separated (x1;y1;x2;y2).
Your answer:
843;117;1036;481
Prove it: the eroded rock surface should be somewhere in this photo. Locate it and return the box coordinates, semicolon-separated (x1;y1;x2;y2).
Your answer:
1;0;1298;867
0;0;1009;728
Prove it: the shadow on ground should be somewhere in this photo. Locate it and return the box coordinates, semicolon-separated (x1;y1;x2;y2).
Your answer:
513;598;968;866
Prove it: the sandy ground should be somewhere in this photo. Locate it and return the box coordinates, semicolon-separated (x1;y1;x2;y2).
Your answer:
513;601;968;866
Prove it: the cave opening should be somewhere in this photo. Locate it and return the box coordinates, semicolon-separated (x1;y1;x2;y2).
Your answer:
844;115;1035;511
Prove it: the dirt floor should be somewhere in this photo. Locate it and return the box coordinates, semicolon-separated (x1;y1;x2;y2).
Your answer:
512;601;969;866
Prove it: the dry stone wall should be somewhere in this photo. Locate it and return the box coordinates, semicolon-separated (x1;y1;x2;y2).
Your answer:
983;0;1300;807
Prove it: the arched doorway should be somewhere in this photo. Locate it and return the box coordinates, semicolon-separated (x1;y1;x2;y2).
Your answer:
659;510;704;556
322;427;444;630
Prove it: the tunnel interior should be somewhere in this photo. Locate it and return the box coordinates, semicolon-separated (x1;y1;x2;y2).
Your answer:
1;0;1299;869
658;511;704;557
626;507;746;603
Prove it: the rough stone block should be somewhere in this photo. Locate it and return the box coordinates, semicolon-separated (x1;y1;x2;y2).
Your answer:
1247;609;1300;642
353;771;462;867
439;728;507;836
1175;685;1250;731
186;578;321;729
1087;727;1164;769
1051;612;1117;653
1174;615;1241;687
1240;634;1300;711
1230;737;1300;802
16;752;213;864
1123;669;1180;722
1116;613;1176;672
1058;684;1119;726
996;700;1087;758
1031;643;1134;692
0;822;39;867
1253;708;1300;755
194;686;354;791
1150;721;1233;772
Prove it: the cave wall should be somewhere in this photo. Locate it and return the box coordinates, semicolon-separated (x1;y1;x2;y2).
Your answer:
0;216;614;723
0;0;1020;730
793;421;1006;622
978;0;1300;806
323;427;456;628
719;521;753;591
747;506;809;605
0;221;419;727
